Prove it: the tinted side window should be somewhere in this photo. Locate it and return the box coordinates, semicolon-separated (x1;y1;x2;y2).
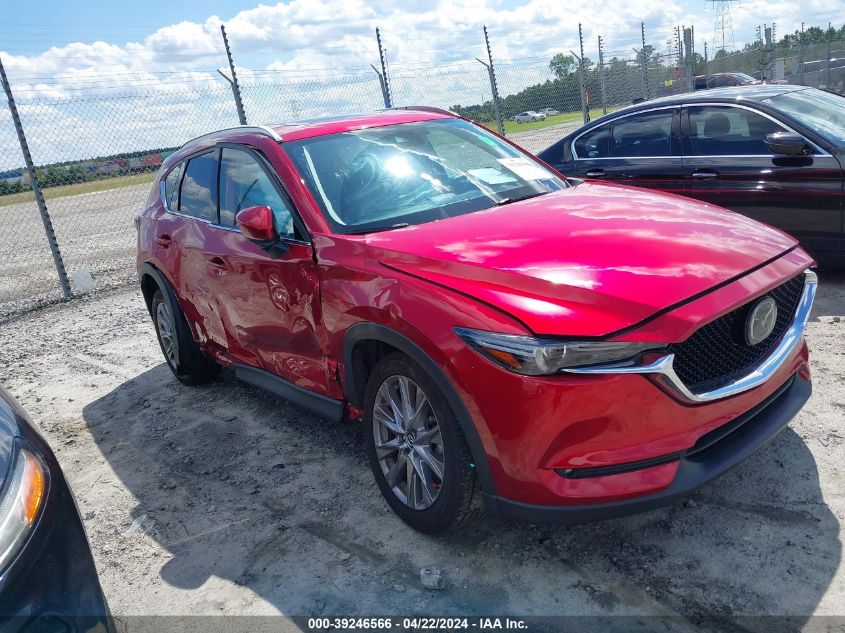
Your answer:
611;110;674;157
163;163;184;210
687;106;787;156
573;125;611;158
219;148;294;236
179;152;218;221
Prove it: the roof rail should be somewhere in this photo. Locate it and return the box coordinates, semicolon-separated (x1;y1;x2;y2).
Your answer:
181;125;282;150
389;105;455;116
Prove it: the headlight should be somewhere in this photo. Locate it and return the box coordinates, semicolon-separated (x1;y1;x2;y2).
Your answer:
455;327;664;376
0;448;47;571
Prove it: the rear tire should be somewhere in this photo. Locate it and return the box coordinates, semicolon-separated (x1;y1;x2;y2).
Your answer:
151;288;220;386
364;353;481;533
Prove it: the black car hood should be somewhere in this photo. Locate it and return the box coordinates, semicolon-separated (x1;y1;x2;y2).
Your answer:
0;386;25;491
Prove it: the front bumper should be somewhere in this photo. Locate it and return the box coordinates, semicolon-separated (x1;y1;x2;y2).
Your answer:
444;254;815;512
483;372;810;523
0;452;112;632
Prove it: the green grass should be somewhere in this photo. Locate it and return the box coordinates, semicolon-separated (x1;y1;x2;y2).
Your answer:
497;106;623;135
0;172;155;208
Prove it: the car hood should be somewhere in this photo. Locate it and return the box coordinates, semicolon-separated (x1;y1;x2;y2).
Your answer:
364;182;798;336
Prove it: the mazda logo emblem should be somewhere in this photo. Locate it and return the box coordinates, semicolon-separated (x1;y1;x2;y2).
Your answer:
745;297;778;346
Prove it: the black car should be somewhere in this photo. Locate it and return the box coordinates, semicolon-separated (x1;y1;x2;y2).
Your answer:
0;385;112;630
538;85;845;265
694;72;759;90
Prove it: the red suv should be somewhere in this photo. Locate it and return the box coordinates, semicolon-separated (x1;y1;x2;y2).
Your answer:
136;108;816;533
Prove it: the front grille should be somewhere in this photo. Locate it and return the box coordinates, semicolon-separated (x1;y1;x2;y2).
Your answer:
668;274;806;393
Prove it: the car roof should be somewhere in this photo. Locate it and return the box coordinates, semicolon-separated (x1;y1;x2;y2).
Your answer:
190;108;451;148
580;84;809;124
694;72;751;79
266;108;452;142
161;108;454;171
163;108;454;169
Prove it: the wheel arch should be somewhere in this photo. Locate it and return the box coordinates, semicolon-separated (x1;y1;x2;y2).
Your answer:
343;322;496;495
140;262;174;314
139;263;193;343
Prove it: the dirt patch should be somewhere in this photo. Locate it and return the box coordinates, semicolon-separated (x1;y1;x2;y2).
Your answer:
1;273;844;629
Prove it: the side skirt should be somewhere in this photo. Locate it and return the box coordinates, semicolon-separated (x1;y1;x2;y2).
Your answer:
233;364;343;422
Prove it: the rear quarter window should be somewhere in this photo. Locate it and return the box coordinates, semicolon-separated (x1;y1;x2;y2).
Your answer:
163;163;184;210
179;152;218;221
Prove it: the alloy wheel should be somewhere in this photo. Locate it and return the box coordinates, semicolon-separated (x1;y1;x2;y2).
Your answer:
372;375;445;510
155;301;176;366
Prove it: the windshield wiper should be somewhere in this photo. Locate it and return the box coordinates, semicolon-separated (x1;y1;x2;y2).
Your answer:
345;223;410;235
494;192;548;206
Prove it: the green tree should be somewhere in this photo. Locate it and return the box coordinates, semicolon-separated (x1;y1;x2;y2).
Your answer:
549;53;576;79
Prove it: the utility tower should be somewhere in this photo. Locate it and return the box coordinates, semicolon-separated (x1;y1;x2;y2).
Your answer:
709;0;739;54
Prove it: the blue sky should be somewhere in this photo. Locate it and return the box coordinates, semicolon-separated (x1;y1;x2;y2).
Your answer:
0;0;249;53
0;0;827;53
0;0;841;170
2;0;841;75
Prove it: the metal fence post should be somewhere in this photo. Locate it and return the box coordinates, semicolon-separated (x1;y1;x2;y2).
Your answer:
763;25;773;82
571;51;588;125
683;27;694;92
640;22;648;99
827;22;833;90
483;26;505;136
376;27;393;108
799;23;805;86
577;24;589;124
220;25;247;125
371;65;391;108
690;26;696;90
597;35;607;115
0;55;71;299
676;26;684;91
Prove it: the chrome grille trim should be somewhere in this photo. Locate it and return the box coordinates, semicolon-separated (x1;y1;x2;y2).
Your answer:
564;269;817;403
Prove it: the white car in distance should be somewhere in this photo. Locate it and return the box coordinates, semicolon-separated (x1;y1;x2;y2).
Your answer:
514;111;546;123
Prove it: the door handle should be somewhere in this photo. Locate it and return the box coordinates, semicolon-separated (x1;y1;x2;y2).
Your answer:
156;234;172;248
691;170;719;180
207;256;228;275
585;169;606;178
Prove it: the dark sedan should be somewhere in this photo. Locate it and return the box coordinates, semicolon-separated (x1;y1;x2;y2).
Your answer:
538;85;845;265
694;72;758;90
0;385;112;631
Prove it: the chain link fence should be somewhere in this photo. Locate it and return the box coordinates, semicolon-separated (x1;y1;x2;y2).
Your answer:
704;39;845;94
1;24;844;318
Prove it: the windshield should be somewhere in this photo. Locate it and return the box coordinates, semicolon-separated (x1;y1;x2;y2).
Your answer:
283;118;566;234
764;88;845;146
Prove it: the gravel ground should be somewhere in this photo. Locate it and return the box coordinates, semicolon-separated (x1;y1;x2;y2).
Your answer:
0;272;844;631
0;182;149;317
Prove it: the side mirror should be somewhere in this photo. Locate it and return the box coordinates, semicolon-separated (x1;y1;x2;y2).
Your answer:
765;132;811;156
236;205;277;244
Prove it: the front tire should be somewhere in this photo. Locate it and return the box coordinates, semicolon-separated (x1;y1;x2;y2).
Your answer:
364;353;480;533
151;288;220;386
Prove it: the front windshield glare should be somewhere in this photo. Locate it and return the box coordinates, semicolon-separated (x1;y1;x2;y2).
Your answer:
765;88;845;145
283;118;566;234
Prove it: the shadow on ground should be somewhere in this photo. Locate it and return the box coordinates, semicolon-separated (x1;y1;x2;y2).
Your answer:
83;353;840;632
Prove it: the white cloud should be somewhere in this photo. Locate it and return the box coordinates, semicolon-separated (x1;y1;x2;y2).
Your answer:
0;0;841;169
